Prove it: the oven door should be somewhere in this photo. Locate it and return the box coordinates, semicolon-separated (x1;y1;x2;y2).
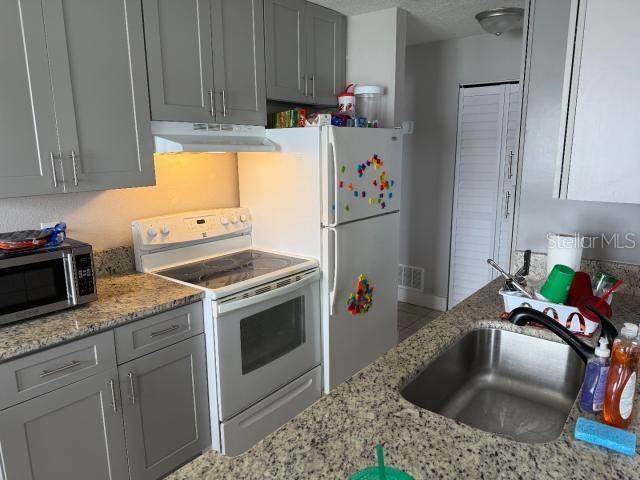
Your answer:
213;269;321;421
0;250;75;325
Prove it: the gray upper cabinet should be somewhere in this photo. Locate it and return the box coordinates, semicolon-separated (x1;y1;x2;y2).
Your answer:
144;0;267;125
0;0;61;198
264;0;346;105
0;369;129;480
555;0;640;203
119;335;210;480
305;3;346;105
264;0;308;103
211;0;267;125
143;0;215;123
42;0;155;192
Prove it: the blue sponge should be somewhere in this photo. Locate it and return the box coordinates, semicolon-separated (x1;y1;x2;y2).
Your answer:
574;417;636;456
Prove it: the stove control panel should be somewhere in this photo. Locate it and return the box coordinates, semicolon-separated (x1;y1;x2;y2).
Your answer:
132;208;251;247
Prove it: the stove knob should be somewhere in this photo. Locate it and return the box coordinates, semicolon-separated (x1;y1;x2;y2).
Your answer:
230;215;238;224
240;215;248;223
160;225;170;235
220;217;229;226
147;227;158;238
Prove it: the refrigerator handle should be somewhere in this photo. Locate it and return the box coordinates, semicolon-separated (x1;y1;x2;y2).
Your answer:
327;141;339;228
328;227;339;315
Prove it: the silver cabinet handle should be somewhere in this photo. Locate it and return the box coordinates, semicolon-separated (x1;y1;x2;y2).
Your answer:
310;75;315;97
149;324;180;338
108;379;118;413
49;152;58;188
505;191;511;218
40;360;81;378
69;150;79;186
128;372;136;405
303;75;308;96
208;88;214;117
510;151;514;177
221;89;227;117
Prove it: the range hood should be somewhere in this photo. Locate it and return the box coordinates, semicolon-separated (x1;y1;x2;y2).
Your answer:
151;121;276;153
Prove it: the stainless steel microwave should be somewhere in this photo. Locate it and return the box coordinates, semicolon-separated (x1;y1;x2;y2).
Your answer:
0;239;97;326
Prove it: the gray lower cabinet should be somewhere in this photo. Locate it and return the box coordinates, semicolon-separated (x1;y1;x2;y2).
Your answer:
0;369;129;480
144;0;267;125
264;0;345;105
0;0;60;198
119;335;210;480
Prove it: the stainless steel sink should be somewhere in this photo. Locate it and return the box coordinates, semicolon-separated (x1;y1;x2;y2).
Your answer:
401;328;585;443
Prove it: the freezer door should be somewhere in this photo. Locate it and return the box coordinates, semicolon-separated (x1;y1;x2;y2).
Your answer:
322;213;399;392
321;127;403;226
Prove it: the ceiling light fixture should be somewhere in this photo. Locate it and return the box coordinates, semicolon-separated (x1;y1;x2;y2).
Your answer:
475;7;524;36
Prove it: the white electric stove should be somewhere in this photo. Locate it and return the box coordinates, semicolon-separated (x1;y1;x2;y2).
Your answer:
132;208;322;456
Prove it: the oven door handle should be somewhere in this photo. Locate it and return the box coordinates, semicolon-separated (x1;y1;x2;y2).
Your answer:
217;269;320;315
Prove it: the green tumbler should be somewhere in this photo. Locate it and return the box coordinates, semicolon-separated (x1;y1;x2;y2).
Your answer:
540;264;575;304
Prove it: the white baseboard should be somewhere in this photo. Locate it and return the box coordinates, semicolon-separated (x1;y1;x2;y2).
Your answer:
397;288;447;311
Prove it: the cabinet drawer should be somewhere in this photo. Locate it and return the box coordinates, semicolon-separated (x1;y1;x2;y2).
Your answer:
114;302;204;364
0;331;116;410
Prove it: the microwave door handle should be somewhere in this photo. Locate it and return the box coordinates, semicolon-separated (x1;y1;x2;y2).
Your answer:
217;270;320;315
327;141;339;228
328;227;339;315
64;253;78;305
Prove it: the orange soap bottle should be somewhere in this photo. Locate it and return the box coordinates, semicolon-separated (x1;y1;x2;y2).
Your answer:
602;323;640;429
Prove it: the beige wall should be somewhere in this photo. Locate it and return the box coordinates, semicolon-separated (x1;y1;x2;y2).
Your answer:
0;153;239;250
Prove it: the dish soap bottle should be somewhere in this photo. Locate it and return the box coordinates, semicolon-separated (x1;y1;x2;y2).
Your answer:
579;337;611;414
602;323;639;429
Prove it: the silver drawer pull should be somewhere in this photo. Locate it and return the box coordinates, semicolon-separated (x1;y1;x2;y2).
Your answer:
108;379;118;413
128;372;136;405
40;360;81;378
149;324;181;338
69;150;79;186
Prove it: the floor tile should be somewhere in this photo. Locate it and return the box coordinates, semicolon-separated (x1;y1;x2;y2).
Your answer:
398;310;421;328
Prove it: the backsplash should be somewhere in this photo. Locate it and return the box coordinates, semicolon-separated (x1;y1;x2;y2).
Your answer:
511;250;640;297
94;246;135;277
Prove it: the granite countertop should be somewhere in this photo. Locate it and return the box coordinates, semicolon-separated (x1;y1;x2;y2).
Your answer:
169;279;640;480
0;273;203;362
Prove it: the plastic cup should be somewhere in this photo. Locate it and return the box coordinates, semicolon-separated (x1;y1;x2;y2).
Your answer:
540;264;575;304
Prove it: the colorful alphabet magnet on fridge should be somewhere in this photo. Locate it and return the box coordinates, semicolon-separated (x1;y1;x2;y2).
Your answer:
346;274;373;315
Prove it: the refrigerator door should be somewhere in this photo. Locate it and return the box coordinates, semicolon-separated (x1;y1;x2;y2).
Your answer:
321;212;399;392
321;127;403;227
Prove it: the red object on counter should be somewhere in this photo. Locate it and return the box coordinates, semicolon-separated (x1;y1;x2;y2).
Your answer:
567;271;593;306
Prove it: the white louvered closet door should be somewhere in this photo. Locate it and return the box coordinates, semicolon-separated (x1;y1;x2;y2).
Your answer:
448;84;520;308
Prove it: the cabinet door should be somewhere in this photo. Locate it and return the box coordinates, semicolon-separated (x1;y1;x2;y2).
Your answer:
0;369;128;480
211;0;267;125
143;0;216;122
305;3;345;106
0;0;60;198
119;335;210;480
264;0;308;103
42;0;154;192
557;0;640;203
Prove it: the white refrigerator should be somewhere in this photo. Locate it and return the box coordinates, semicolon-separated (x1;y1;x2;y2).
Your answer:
238;126;403;392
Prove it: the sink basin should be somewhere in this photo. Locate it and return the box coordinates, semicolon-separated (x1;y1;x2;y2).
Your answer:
401;328;585;443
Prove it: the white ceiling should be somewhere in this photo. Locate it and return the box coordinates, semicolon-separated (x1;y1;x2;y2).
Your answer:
308;0;525;45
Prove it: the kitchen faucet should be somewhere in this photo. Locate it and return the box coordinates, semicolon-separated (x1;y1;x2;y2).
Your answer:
507;306;618;363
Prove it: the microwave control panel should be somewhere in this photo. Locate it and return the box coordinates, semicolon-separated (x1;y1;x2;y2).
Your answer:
75;253;95;296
